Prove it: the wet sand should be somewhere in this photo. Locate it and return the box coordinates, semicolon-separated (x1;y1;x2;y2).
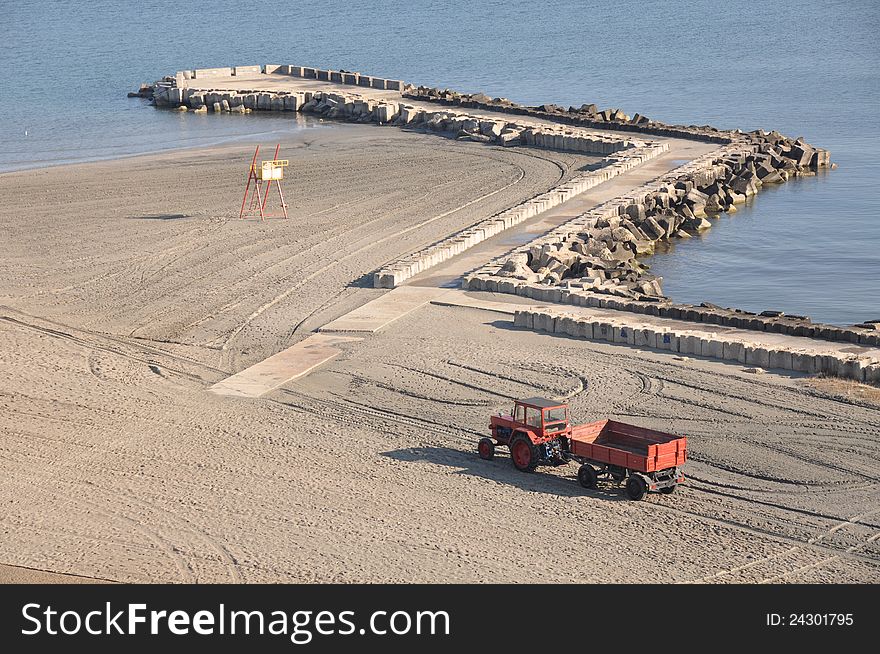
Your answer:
1;125;878;583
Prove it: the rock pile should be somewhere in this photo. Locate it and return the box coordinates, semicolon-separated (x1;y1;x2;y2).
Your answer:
152;86;650;156
404;85;733;143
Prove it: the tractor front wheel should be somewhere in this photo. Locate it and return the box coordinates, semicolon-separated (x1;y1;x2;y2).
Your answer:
477;438;495;461
625;475;648;501
510;435;537;472
577;464;598;489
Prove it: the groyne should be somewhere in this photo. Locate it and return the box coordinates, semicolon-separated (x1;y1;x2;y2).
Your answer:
512;307;880;384
465;139;832;300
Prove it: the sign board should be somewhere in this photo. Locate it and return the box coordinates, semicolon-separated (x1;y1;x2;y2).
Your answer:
259;160;287;181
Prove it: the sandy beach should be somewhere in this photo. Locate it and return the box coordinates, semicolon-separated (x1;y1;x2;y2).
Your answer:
1;125;878;583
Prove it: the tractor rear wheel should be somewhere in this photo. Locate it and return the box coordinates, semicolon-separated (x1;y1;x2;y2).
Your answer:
577;464;598;489
477;438;495;461
510;435;537;472
625;475;648;501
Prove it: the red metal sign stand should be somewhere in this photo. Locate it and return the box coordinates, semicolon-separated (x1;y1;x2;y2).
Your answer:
239;144;289;220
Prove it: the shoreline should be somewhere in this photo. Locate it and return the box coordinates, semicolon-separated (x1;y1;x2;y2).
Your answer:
0;112;326;176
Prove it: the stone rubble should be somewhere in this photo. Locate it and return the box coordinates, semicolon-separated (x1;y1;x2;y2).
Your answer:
467;137;832;303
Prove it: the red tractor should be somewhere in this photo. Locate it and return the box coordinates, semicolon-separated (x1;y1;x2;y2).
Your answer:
479;397;686;500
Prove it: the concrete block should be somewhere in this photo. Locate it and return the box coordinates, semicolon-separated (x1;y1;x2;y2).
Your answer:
371;78;387;89
288;66;304;77
612;325;630;344
837;358;862;380
283;95;300;111
678;335;701;355
745;346;770;368
385;79;404;91
791;352;817;373
633;328;653;348
514;311;533;329
316;69;330;81
302;67;317;79
768;349;793;370
722;341;746;363
558;316;579;337
656;332;678;351
376;103;397;122
342;73;358;85
863;364;880;384
594;322;613;342
264;64;283;74
330;71;343;83
534;313;557;333
358;76;373;87
373;271;397;288
234;65;261;76
194;67;233;78
700;338;724;359
818;355;840;377
576;320;594;340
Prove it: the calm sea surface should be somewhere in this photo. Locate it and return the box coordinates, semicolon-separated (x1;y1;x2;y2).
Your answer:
2;0;878;324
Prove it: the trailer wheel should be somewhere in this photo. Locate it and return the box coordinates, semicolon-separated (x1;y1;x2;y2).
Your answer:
625;475;648;501
577;464;598;489
510;435;537;472
477;438;495;461
660;484;676;495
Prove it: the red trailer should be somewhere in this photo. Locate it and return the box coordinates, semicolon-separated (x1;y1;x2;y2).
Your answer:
479;397;686;500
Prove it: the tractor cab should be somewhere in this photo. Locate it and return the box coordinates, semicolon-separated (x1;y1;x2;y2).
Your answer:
483;397;572;470
511;397;570;438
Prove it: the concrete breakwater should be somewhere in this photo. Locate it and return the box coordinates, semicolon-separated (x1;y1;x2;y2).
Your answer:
407;86;735;145
513;307;880;385
156;78;647;157
467;273;880;347
464;145;880;348
372;140;668;287
466;138;833;303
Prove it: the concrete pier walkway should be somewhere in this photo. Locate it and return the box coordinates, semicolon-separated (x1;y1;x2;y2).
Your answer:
209;333;362;398
319;286;449;333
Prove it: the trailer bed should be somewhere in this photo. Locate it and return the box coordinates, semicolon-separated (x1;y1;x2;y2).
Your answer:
569;420;686;473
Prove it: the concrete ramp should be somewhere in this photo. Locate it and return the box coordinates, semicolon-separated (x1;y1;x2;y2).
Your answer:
319;286;450;333
209;333;362;398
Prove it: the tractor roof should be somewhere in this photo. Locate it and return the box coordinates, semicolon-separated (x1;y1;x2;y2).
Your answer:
518;397;566;409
